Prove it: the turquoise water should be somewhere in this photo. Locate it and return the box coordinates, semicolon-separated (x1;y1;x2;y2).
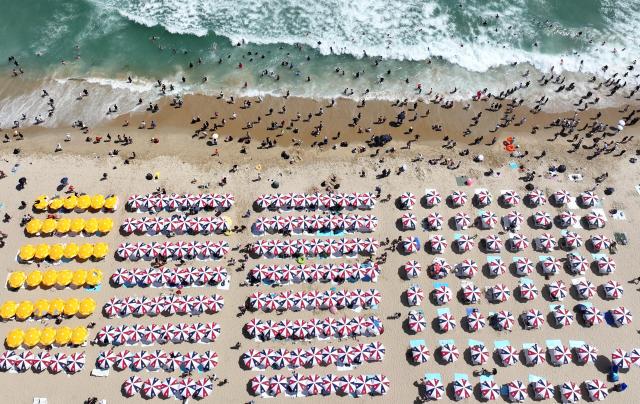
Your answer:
1;0;638;126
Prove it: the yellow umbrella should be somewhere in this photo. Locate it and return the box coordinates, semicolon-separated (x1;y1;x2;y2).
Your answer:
77;194;91;210
19;244;36;261
42;269;58;287
48;243;64;261
78;243;94;260
55;326;72;345
63;242;79;259
104;195;118;210
56;218;71;233
56;270;73;287
15;300;34;320
90;194;106;210
34;243;50;260
34;195;48;211
71;269;87;286
85;269;102;286
92;242;108;259
6;328;25;348
78;298;96;316
39;327;56;346
63;195;78;210
41;218;57;234
25;218;43;235
23;327;41;347
48;198;63;211
24;270;42;288
83;218;99;234
0;301;18;319
63;298;79;316
97;217;113;233
7;271;26;289
70;327;88;345
33;299;50;317
70;218;85;233
48;298;65;316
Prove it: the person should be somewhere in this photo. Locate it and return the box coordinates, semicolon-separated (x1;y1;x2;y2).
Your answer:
614;382;628;392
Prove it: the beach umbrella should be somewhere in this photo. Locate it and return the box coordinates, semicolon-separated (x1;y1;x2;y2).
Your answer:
520;282;539;301
424;377;445;400
475;189;492;206
581;305;604;326
524;308;545;329
400;212;417;230
484;234;503;252
548;280;568;301
440;343;460;363
541;256;561;275
433;285;453;305
576;279;596;299
47;352;67;373
611;306;632;327
527;189;547;206
422;212;443;231
179;377;197;399
142;377;163;398
65;352;85;373
14;350;35;372
580;191;599;207
596;256;616;274
242;349;262;369
553;306;574;327
491;284;511;302
453;378;473;400
454;212;472;230
31;350;51;373
466;310;486;332
525;343;545;366
563;231;583;249
495;310;515;331
536;233;557;251
499;345;519;367
370;374;390;396
502;190;521;206
629;348;640;367
304;374;323;396
551;345;572;366
450;190;468;207
590;234;611;251
430;258;451;280
403;236;420;253
96;350;116;370
560;382;580;403
406;285;424;306
510;233;529;251
411;344;430;363
505;210;524;229
480;379;500;401
611;348;630;369
404;260;422;278
320;346;338;365
429;235;448;253
322;374;341;395
458;259;479;278
352;374;368;396
533;211;552;228
470;343;489;365
533;378;554;400
507;380;526;402
487;258;507;277
437;311;456;332
111;268;132;286
399;192;416;209
250;374;268;396
408;310;427;333
585;379;608;401
338;374;357;395
462;283;481;304
480;210;498;229
113;350;132;370
575;343;598;365
123;375;143;397
556;211;577;228
585;211;606;229
568;253;589;275
456;235;475;252
552;190;571;205
603;280;623;299
288;372;306;394
424;189;442;206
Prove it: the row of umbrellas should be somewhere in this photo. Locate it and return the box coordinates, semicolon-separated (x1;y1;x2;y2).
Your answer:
252;237;379;257
399;189;599;210
96;322;221;346
34;194;118;212
121;215;229;235
111;266;228;287
247;289;381;312
7;268;103;289
255;192;376;210
0;350;85;374
6;326;88;348
115;241;230;260
18;242;108;262
123;376;213;399
248;262;380;284
244;315;384;341
126;193;234;211
241;342;385;370
253;214;378;234
249;373;389;397
421;376;604;402
0;297;96;320
104;294;224;318
25;217;114;235
96;349;218;372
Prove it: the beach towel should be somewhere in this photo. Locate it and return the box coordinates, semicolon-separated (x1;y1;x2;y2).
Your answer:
439;339;454;347
424;372;441;381
528;374;544;383
568;340;585;349
436;307;451;316
410;339;426;348
494;340;510;349
545;339;562;349
468;339;483;347
486;255;501;263
454;373;469;382
479;375;494;382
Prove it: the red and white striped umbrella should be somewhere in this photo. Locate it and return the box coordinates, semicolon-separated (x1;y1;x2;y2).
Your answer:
426;212;443;230
611;306;632;327
524;308;545;329
520;282;539;301
553;190;571;205
440;343;460;363
430;235;447;253
250;374;269;396
560;381;580;403
457;258;478;278
510;233;529;251
470;343;489;364
450;190;467;207
480;210;498;228
575;343;597;364
404;260;422;278
454;212;471;230
533;378;554;400
563;231;583;249
484;234;503;252
48;352;67;373
433;285;453;305
505;210;524;229
461;283;481;304
499;345;519;366
536;233;556;251
495;310;514;331
580;191;599;207
14;350;35;372
586;379;608;401
411;344;430;363
590;234;611;251
525;343;545;366
399;192;416;209
597;256;616;274
142;377;163;398
424;189;442;206
551;345;572;366
113;349;132;370
321;374;341;395
467;310;486;332
501;189;520;206
131;350;150;371
408;310;427;333
33;350;52;372
487;258;506;277
568;253;589;275
557;210;578;228
527;189;547;206
406;285;424;306
424;377;445;400
553;306;574;327
629;348;640;367
116;242;136;259
121;217;140;234
403;236;420;253
585;211;606;229
576;279;596;299
123;375;143;397
304;374;323;396
475;189;492;206
541;256;561;275
480;379;500;401
451;378;472;400
437;311;456;332
65;352;85;373
533;210;552;228
127;194;145;210
178;377;197;399
338;375;357;395
611;348;630;369
507;380;527;402
603;280;623;299
255;194;274;209
401;212;417;229
367;341;385;361
582;305;604;326
456;235;475;252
